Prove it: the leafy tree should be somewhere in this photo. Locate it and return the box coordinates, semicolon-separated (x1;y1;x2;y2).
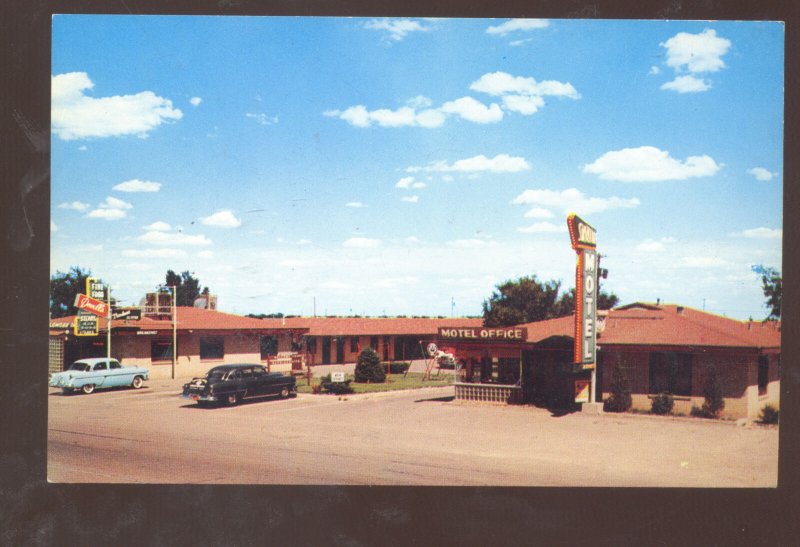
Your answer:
701;367;725;418
604;361;632;413
751;265;781;320
482;275;620;327
50;266;95;318
165;270;209;307
354;347;386;383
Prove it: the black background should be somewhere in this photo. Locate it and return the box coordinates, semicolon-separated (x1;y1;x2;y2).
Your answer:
2;1;798;544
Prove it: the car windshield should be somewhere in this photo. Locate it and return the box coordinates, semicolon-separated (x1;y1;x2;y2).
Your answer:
68;362;90;372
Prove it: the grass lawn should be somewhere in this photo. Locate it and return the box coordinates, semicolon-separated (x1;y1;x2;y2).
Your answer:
295;372;453;395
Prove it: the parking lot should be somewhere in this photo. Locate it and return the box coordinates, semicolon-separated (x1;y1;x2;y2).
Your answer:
47;378;778;486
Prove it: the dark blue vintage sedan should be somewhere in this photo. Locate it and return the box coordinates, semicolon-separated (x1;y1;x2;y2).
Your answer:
181;363;297;406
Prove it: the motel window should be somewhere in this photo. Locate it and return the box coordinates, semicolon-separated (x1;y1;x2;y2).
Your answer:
498;358;520;385
350;337;359;353
306;338;317;354
151;340;174;362
648;352;692;396
200;336;225;360
758;356;769;395
370;336;379;351
260;335;279;359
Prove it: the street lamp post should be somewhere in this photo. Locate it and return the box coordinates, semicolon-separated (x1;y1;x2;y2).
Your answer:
170;285;176;380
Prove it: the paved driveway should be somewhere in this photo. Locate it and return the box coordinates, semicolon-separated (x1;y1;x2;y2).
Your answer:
47;380;778;486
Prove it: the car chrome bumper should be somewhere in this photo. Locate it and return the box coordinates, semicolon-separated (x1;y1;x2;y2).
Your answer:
181;393;217;402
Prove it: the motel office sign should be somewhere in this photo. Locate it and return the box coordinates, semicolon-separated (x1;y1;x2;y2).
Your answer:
438;327;528;342
567;213;598;370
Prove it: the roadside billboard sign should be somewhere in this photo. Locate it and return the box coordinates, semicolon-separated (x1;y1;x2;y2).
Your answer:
574;379;590;403
567;214;598;370
74;293;109;317
86;277;107;301
112;307;142;321
74;310;98;336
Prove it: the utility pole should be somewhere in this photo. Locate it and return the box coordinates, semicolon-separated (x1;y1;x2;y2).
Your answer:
170;285;177;380
107;283;111;362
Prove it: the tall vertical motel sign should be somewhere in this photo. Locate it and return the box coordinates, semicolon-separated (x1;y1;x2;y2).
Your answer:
567;214;598;371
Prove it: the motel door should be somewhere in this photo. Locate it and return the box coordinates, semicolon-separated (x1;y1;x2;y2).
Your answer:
321;337;332;364
335;338;345;364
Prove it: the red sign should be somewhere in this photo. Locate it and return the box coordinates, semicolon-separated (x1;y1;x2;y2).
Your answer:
74;293;109;317
437;327;527;341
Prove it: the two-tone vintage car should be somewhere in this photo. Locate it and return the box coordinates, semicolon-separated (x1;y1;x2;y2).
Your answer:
49;357;149;394
181;363;297;406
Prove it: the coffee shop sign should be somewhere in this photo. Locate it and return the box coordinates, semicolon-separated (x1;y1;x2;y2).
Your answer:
438;327;528;341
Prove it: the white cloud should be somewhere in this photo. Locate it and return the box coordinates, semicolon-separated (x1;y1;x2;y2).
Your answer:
57;201;90;211
122;248;187;258
52;72;183;140
200;210;242;228
660;75;711;93
583;146;721;182
364;18;431;41
85;208;126;220
324;105;445;128
447;239;494;249
440;97;504;124
143;221;171;232
649;66;661;75
512;188;640;216
296;239;312;246
190;97;202;106
523;207;554;219
375;276;420;288
320;280;352;290
486;19;550;36
411;181;427;189
395;176;415;189
197;250;214;259
501;95;546;115
406;96;433;108
401;195;420;203
517;222;567;234
680;256;730;268
101;196;133;210
113;179;162;192
408;153;530;174
346;201;367;208
732;227;782;239
747;167;777;181
636;239;666;252
470;71;580;99
343;237;381;248
404;236;421;244
138;230;212;246
84;196;132;220
661;29;731;73
509;38;533;47
246;112;279;125
51;220;58;232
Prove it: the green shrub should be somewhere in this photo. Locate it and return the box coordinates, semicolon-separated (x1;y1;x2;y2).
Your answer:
382;362;410;374
355;347;386;383
701;367;725;418
759;404;779;424
603;362;632;413
690;405;709;418
650;393;674;415
321;380;354;395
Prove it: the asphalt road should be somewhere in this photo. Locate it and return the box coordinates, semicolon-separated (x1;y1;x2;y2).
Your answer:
47;379;778;486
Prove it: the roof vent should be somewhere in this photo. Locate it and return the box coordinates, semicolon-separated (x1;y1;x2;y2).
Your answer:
676;306;685;314
656;298;660;305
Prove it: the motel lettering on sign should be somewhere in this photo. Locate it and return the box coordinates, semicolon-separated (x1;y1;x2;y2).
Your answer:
437;327;528;341
567;213;598;370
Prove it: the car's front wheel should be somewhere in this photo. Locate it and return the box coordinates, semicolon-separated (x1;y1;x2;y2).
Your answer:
131;376;144;389
82;384;95;395
223;393;240;406
280;387;290;398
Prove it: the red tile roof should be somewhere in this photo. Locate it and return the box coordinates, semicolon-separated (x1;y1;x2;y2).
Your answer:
516;303;780;349
50;307;305;334
258;316;485;336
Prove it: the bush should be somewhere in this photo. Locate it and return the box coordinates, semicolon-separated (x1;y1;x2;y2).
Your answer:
759;404;780;424
382;362;410;374
603;362;632;413
701;367;725;418
321;380;354;395
354;347;386;383
690;405;709;418
650;393;674;415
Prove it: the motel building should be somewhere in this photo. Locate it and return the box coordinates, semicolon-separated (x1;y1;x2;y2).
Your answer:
439;302;781;420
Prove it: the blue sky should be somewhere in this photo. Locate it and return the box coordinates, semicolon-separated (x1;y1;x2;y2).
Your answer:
51;17;784;319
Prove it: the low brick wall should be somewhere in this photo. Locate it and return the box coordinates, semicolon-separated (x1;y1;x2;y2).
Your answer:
455;383;522;404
